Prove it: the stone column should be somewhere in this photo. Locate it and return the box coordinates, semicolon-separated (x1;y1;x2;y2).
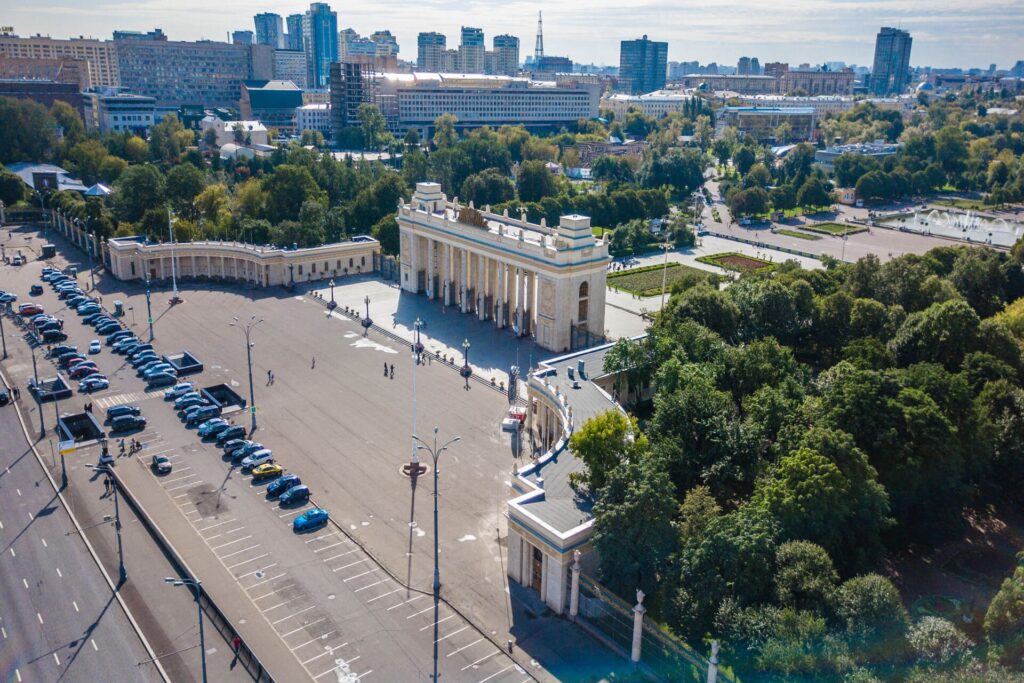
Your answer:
459;248;469;313
526;270;536;337
707;640;720;683
631;589;646;663
515;267;525;334
477;254;487;321
569;549;581;622
441;242;450;306
410;234;420;293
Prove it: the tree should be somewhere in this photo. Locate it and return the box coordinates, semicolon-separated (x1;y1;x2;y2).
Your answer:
592;458;678;600
165;163;206;220
678;485;721;541
664;284;740;340
460;168;514;207
889;298;981;370
569;410;638;491
0;97;55;163
371;213;398;254
733;146;756;175
727;187;770;217
984;554;1024;667
149;114;186;162
262;164;327;224
99;155;128;183
50;100;85;146
908;617;974;666
432;113;458;149
774;541;838;614
357;103;387;151
516;160;556;203
113;164;165;223
639;149;705;196
836;574;910;653
935;125;968;184
123;135;149;163
796;176;833;209
591;155;635;186
0;170;25;205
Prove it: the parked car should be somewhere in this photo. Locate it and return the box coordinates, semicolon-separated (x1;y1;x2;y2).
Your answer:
215;425;246;445
48;345;78;359
251;463;283;480
132;354;160;369
18;303;44;316
279;484;310;506
0;390;9;406
82;312;106;325
79;375;110;392
42;329;68;343
151;454;172;474
198;419;231;438
95;323;122;335
89;316;113;328
164;383;195;400
221;438;249;455
88;340;101;354
267;474;302;498
143;367;176;381
231;442;265;462
70;365;100;380
107;330;134;345
117;342;143;355
67;295;89;307
146;372;179;388
60;354;87;368
106;405;141;422
293;508;328;532
110;414;146;433
127;344;154;358
174;392;202;409
113;339;140;353
185;406;221;426
36;321;63;334
29;284;43;296
240;449;273;470
0;291;17;303
66;358;94;371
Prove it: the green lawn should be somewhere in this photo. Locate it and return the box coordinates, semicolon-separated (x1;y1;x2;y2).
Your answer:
801;222;868;236
697;252;777;273
608;262;720;296
932;197;988;211
775;229;821;241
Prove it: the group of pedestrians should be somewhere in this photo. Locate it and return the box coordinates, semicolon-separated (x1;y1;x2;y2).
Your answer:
118;438;141;457
384;362;394;379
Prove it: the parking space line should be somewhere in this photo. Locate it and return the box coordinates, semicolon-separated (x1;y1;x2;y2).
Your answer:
279;617;326;639
278;508;307;518
271;605;315;625
237;563;277;580
435;626;468;644
173;493;191;500
205;526;247;542
301;641;347;665
226;553;270;570
314;656;360;680
261;597;303;613
246;572;286;589
420;615;454;632
198;518;237;532
210;535;254;551
462;650;499;671
353;579;389;593
407;605;434;619
312;541;347;553
165;481;203;492
163;473;199;485
320;548;358;563
355;672;372;681
342;569;374;583
289;632;339;652
250;584;296;601
331;558;369;572
478;664;514;682
366;588;402;604
304;531;339;544
388;595;425;610
447;638;483;657
218;544;262;560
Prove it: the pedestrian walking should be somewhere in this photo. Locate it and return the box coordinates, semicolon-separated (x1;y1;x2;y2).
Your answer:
267;369;272;385
311;356;316;370
232;635;241;654
119;439;125;456
389;364;394;380
384;362;388;377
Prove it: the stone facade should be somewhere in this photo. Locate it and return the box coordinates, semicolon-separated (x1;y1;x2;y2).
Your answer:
397;182;608;353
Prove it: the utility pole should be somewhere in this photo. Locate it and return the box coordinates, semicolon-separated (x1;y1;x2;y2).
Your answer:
230;316;263;432
145;277;154;341
87;465;125;582
31;345;44;437
165;578;207;683
167;205;180;303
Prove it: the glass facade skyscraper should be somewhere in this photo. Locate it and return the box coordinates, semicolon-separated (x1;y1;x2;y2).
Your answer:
870;27;912;96
286;14;304;52
619;35;668;95
254;13;285;49
302;3;338;89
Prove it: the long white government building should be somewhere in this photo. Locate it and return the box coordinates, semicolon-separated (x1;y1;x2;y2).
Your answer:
397;182;608;352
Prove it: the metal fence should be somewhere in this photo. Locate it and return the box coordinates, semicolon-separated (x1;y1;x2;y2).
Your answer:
579;574;734;683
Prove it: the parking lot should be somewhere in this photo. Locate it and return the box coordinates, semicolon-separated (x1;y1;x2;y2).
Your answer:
1;228;542;681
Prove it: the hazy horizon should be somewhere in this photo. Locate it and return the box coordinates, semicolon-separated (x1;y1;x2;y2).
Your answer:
3;0;1021;69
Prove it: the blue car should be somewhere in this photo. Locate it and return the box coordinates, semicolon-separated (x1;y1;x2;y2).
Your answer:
231;442;264;463
197;418;229;437
107;330;134;344
267;474;302;498
279;485;310;506
147;372;179;388
96;322;122;335
174;393;203;410
164;382;195;400
293;508;328;532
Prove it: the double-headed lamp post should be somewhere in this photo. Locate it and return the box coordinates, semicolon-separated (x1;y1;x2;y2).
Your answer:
165;577;207;683
460;339;472;389
361;295;372;336
328;279;336;308
412;427;461;683
85;464;125;583
230;316;263;433
413;318;424;361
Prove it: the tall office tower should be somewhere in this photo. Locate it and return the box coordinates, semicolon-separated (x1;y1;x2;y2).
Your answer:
737;56;751;75
535;11;544;62
619;35;668;94
303;2;338;89
417;32;446;71
751;57;761;75
286;14;304;51
492;35;520;76
232;31;254;45
370;30;399;57
870;27;912;95
1012;60;1024;77
254;13;285;49
459;27;485;73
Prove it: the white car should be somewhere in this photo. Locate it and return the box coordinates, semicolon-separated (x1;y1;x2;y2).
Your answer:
164;382;195;400
240;449;273;470
88;339;101;354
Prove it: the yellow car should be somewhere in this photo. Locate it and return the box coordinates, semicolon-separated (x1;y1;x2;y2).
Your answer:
251;463;283;480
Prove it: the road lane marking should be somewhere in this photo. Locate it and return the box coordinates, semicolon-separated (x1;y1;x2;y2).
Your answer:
279;617;325;639
366;588;402;603
331;558;368;572
462;650;499;670
407;605;434;619
227;553;270;570
447;638;483;657
250;584;296;601
353;579;388;593
288;632;339;652
246;572;286;589
435;626;468;644
55;567;62;578
478;664;514;682
271;605;315;625
218;544;261;560
320;548;358;563
210;534;254;551
342;569;374;582
420;615;454;631
388;595;425;610
313;541;347;553
73;601;79;612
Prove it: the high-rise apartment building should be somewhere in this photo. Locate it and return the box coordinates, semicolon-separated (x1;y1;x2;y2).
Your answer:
417;32;446;71
273;49;307;88
370;31;399;57
491;35;519;76
619;35;668;94
232;31;254;45
254;13;285;49
459;27;485;73
0;34;119;88
303;3;338;89
870;27;912;95
286;14;304;51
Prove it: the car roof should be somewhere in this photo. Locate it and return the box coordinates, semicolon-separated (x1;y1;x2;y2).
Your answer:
248;449;272;457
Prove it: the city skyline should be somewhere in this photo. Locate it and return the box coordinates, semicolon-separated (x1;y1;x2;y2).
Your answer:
3;0;1021;69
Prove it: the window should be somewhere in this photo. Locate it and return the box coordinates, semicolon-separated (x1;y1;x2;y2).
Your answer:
578;281;589;298
349;258;353;267
361;256;365;266
298;265;303;275
311;262;316;273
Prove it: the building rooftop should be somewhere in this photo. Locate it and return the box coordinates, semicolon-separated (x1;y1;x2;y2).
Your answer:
721;105;816;114
6;162;88;193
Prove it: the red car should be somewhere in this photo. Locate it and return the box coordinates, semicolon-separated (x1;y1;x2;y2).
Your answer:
69;365;100;380
18;303;43;316
68;359;96;371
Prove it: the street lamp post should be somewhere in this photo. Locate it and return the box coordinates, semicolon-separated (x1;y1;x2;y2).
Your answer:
167;205;180;304
230;316;263;433
31;345;44;437
87;464;126;583
144;276;154;341
0;309;7;358
660;241;671;311
361;295;372;336
412;427;461;683
327;279;336;309
164;577;207;683
413;318;424;361
460;339;472;390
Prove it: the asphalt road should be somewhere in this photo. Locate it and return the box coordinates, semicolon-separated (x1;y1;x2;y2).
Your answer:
0;401;163;683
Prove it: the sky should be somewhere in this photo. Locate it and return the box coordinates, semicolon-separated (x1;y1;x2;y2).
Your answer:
4;0;1022;69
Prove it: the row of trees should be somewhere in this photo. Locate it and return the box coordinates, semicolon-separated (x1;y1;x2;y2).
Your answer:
570;240;1024;679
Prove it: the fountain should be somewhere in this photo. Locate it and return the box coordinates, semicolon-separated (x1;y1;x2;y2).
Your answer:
888;209;1021;248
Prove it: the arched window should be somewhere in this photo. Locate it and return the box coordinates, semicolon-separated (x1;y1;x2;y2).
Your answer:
578;280;589;323
579;281;589;298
